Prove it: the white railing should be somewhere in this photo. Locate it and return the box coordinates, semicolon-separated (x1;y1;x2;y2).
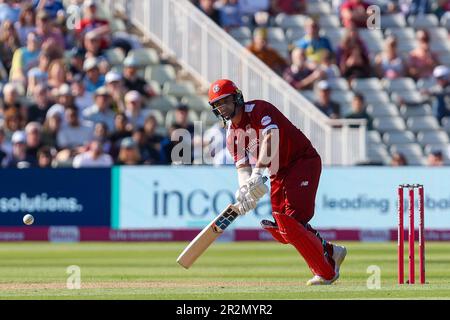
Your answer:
105;0;367;165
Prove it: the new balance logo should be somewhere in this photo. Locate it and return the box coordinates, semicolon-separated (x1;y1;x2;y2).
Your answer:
300;181;309;187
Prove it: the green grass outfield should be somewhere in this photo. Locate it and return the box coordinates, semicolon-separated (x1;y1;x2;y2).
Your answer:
0;241;449;299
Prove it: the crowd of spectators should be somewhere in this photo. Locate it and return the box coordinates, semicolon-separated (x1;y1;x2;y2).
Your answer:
0;0;204;168
192;0;450;166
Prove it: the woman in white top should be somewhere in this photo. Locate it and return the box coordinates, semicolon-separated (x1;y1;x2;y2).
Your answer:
374;35;405;79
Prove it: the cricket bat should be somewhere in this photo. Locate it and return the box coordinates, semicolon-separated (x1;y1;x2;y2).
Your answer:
177;177;268;269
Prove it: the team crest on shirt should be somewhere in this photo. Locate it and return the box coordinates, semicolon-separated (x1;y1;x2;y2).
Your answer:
261;115;272;126
213;84;220;93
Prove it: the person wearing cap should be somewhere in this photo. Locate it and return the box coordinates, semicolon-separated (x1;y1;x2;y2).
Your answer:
313;80;341;119
122;56;157;98
57;106;94;150
82;86;115;131
35;9;65;48
83;57;105;93
2;130;36;168
246;27;288;75
105;71;126;112
426;65;450;124
67;47;85;80
124;90;148;129
116;136;142;165
72;138;113;168
83;30;104;58
75;0;111;49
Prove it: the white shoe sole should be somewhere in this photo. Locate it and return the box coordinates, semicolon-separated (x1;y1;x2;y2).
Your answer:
333;245;347;274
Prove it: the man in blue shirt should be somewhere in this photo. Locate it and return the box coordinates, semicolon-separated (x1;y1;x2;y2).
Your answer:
295;18;333;66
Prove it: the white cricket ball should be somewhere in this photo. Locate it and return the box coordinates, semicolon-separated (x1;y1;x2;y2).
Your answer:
23;214;34;225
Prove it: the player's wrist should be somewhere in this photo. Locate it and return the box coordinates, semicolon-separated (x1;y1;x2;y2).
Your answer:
251;167;265;178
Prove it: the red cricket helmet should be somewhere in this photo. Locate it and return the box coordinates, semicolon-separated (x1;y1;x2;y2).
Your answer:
208;79;243;105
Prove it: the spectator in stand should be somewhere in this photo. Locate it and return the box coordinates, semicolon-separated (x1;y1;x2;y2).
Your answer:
82;86;115;131
75;0;111;50
313;80;341;119
9;31;40;83
122;56;156;99
345;93;372;129
434;0;450;19
35;10;64;48
390;152;408;166
295;18;334;67
57;106;93;150
83;57;105;93
216;0;242;31
0;19;21;73
24;121;43;164
72;74;93;112
72;139;113;167
34;0;64;20
270;0;306;15
67;47;85;80
336;27;371;81
41;110;62;148
37;146;53;168
1;82;23;113
109;112;132;158
92;121;111;153
105;71;126;112
427;149;444;166
197;0;221;26
246;28;288;75
83;30;105;58
48;84;77;117
47;59;67;90
318;51;341;79
340;0;370;28
400;0;432;17
14;3;36;46
0;125;8;163
283;47;323;90
124;90;148;129
407;29;439;81
27;84;53;124
143;113;165;162
131;127;159;164
424;65;450;124
27;51;51;95
238;0;270;26
374;35;406;80
1;130;32;168
0;0;20;25
116;137;142;165
170;104;194;136
203;120;233;166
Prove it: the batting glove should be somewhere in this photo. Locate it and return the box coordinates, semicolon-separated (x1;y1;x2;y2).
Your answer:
236;191;257;215
246;168;269;200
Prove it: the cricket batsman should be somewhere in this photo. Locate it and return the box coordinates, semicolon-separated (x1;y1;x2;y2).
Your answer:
208;79;347;285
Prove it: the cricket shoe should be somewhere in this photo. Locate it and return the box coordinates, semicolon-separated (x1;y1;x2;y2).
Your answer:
305;245;347;286
306;273;340;286
332;244;347;274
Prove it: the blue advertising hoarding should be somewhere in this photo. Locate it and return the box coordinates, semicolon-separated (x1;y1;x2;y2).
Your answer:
114;166;450;231
0;169;111;226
